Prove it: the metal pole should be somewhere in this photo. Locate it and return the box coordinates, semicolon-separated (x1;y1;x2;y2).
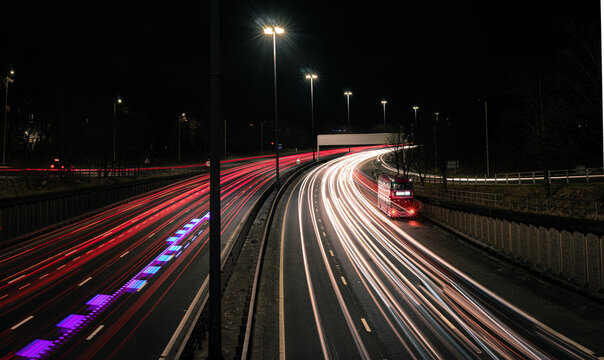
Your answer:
178;115;181;163
224;118;227;158
413;107;418;141
2;78;8;165
485;100;490;177
209;0;222;356
260;120;263;154
310;77;315;162
113;101;116;168
434;112;439;170
346;93;351;152
382;102;386;132
272;32;280;185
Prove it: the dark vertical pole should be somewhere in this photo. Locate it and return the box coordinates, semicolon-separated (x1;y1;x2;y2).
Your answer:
346;94;351;152
209;0;222;357
273;32;280;185
310;78;315;162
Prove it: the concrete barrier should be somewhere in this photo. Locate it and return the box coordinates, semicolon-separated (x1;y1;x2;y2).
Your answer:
549;228;562;275
585;234;602;291
528;225;539;265
538;227;549;268
572;232;587;286
421;200;604;295
503;220;512;254
561;230;574;281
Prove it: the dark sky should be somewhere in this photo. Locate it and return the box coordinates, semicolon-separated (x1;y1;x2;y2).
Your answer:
2;1;599;152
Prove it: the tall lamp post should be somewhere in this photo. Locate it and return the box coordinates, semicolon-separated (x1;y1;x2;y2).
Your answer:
412;106;419;141
381;100;387;132
2;69;15;166
344;91;352;152
483;100;490;177
434;112;439;170
305;74;318;161
113;97;123;169
178;113;186;163
264;25;285;185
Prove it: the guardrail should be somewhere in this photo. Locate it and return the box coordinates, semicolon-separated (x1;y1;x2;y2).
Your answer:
376;154;604;185
415;187;603;221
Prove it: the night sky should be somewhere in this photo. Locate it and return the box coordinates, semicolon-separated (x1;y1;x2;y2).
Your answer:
2;1;600;163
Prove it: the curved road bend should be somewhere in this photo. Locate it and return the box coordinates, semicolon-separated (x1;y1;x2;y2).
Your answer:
277;148;601;360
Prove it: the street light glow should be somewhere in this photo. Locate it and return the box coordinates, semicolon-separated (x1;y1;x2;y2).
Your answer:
9;70;14;76
344;91;352;96
117;98;123;104
305;74;318;79
263;26;285;35
381;100;387;104
413;106;419;110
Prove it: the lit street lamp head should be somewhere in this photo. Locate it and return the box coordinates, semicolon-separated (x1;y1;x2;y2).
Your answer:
381;100;387;104
263;26;285;35
344;91;352;96
9;70;15;76
413;106;419;110
305;74;318;79
117;98;123;104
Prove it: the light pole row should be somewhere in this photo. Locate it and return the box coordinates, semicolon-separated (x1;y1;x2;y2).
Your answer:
2;69;15;166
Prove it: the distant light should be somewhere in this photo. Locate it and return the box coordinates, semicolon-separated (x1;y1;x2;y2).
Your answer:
305;74;310;79
381;100;387;104
9;70;15;76
413;106;419;110
117;98;122;104
275;26;285;34
409;209;415;214
181;113;185;117
305;74;318;79
344;91;352;96
263;27;273;34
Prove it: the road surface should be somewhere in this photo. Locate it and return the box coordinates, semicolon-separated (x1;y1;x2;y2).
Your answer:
277;148;600;359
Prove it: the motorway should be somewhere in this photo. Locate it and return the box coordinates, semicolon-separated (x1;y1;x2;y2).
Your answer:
0;149;348;359
276;148;600;359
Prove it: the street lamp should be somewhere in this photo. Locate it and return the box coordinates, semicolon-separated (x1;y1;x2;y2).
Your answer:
434;112;439;170
113;97;123;169
344;91;352;152
412;106;419;140
305;74;318;161
381;100;387;132
2;69;15;165
263;25;285;185
178;113;187;163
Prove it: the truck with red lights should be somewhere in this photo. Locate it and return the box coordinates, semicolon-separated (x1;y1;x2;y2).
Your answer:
377;174;418;218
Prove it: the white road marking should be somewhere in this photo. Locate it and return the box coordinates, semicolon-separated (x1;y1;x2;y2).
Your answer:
341;277;347;285
18;283;30;290
120;251;130;258
39;273;49;279
86;325;104;340
78;277;92;287
361;318;371;333
11;315;34;330
57;264;66;270
329;250;334;257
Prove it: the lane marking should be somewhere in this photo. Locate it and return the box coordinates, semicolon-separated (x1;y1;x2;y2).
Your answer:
329;250;334;257
39;273;49;279
341;277;347;285
19;283;30;290
120;251;130;258
78;277;92;287
86;325;104;340
11;315;34;330
361;318;371;333
7;275;25;284
57;265;66;270
72;256;80;261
